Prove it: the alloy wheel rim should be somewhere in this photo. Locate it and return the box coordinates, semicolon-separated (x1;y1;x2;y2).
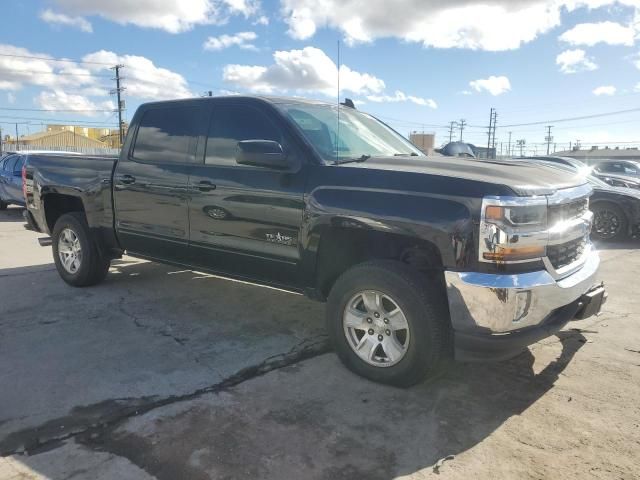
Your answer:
58;228;82;274
594;210;621;238
343;290;410;368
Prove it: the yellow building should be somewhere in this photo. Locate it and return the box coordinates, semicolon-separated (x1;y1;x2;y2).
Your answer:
46;124;111;141
6;129;111;149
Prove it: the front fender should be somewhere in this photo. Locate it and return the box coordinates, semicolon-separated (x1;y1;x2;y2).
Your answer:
299;186;478;278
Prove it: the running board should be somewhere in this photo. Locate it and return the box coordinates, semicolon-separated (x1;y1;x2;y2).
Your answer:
38;237;52;247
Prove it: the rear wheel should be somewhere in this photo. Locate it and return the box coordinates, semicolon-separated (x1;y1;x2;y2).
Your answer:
592;202;627;241
326;260;450;387
0;199;7;210
52;212;111;287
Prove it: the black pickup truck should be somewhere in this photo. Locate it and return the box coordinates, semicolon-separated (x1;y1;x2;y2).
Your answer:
23;96;606;386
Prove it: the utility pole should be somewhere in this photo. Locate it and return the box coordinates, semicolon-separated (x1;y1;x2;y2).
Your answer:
110;64;126;147
458;119;466;142
517;139;526;157
487;108;494;158
507;131;512;157
545;125;554;155
448;121;457;143
0;126;3;154
15;123;19;151
486;108;498;159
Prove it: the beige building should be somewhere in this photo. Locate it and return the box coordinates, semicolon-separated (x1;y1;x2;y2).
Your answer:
46;124;112;141
409;132;436;155
6;129;111;149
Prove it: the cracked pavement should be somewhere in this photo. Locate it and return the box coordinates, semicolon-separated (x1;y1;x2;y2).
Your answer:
1;205;640;479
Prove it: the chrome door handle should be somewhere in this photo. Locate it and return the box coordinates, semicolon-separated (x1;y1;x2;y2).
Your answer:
195;181;216;192
118;174;136;185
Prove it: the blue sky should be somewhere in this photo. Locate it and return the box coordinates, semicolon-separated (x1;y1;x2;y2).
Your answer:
1;0;640;153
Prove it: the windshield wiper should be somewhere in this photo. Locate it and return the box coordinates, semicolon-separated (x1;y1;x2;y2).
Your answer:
333;154;371;165
394;152;419;156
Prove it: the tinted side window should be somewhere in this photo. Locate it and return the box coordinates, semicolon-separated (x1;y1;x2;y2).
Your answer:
205;105;282;166
13;156;24;173
132;106;199;163
5;156;18;172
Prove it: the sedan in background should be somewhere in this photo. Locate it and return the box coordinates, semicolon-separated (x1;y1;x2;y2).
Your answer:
0;153;25;209
519;157;640;241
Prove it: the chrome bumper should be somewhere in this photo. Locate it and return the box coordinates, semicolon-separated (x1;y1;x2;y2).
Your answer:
445;249;601;335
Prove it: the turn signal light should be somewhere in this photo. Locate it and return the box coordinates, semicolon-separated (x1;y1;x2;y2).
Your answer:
482;245;545;262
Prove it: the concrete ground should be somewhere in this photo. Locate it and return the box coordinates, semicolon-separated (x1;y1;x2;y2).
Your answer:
0;204;639;479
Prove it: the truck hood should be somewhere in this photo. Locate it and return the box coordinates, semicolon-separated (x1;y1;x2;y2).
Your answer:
336;156;588;196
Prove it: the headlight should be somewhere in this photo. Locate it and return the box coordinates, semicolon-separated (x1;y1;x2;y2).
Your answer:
479;197;547;263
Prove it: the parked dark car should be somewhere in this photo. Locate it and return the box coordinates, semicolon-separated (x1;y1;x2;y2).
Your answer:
521;155;640;190
520;157;640;241
23;96;606;386
0;153;25;209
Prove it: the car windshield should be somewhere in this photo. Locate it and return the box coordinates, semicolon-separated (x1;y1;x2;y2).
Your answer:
278;103;424;163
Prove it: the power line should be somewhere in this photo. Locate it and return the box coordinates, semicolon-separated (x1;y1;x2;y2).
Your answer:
499;107;640;128
0;69;111;78
0;52;114;66
0;115;117;125
0;107;114;113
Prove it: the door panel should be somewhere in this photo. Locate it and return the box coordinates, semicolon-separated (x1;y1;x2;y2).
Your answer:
188;102;307;286
113;103;205;261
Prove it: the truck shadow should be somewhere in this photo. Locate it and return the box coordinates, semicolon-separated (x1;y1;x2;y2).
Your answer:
1;258;586;479
594;237;640;250
0;206;25;223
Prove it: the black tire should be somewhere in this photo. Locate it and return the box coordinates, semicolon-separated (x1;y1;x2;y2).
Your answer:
326;260;451;387
591;202;628;241
0;199;7;210
52;212;111;287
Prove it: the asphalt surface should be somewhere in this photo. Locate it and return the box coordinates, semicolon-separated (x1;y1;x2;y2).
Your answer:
1;205;639;479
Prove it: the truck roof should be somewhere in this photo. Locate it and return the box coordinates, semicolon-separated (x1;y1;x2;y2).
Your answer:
139;95;338;109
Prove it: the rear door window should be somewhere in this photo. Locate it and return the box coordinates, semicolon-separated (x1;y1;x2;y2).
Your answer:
132;106;199;163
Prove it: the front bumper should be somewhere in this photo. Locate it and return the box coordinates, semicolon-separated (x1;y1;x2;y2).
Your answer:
445;250;604;361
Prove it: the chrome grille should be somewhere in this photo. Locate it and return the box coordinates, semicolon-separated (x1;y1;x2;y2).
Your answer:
548;198;589;225
547;236;587;269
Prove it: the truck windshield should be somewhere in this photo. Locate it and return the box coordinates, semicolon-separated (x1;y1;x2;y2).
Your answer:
278;103;423;163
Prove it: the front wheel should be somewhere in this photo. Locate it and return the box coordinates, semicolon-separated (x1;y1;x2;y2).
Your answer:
52;212;111;287
326;260;451;387
591;202;627;241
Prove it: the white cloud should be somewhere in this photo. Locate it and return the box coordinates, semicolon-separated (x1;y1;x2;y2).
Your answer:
0;44;97;91
203;31;257;51
281;0;640;51
7;92;16;104
49;0;259;33
40;9;93;32
560;21;636;46
82;50;193;100
222;46;385;96
556;48;598;73
36;90;114;116
282;0;561;51
253;15;269;25
593;85;617;95
469;76;511;96
222;0;259;16
366;90;437;108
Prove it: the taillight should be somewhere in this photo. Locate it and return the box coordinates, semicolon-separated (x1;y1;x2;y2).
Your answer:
22;165;27;199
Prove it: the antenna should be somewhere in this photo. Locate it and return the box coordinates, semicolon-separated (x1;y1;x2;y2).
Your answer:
336;39;340;163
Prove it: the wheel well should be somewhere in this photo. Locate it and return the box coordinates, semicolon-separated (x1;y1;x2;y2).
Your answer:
43;194;85;232
315;227;444;299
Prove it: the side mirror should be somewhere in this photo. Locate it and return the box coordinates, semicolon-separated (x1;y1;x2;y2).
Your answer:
236;140;289;169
